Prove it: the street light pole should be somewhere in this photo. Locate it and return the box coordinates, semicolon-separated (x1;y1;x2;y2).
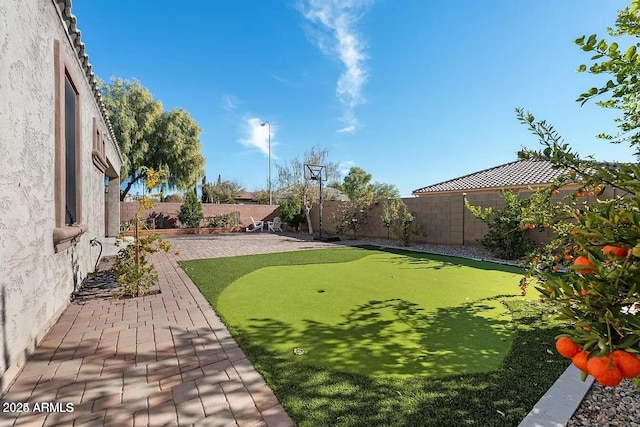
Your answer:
260;121;272;205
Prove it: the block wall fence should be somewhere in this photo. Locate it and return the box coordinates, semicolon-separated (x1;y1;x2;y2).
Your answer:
121;202;280;228
309;187;620;246
122;186;620;246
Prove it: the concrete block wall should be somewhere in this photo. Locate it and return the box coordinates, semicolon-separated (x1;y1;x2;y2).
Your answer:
310;186;627;247
121;202;279;229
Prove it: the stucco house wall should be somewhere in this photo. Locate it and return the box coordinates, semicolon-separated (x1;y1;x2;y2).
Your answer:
0;0;122;391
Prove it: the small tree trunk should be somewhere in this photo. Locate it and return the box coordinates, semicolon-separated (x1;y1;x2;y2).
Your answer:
305;205;313;235
135;217;141;266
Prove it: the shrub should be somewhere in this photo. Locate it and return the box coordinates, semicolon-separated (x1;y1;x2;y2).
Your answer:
332;200;370;239
465;191;533;260
113;168;171;297
163;193;184;203
178;189;203;228
112;234;171;298
206;212;241;228
279;197;304;230
381;198;426;246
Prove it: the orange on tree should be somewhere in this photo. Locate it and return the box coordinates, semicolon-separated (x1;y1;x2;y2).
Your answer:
556;337;582;359
612;350;640;378
572;351;589;373
515;1;640;387
602;245;629;258
573;256;595;274
587;355;623;387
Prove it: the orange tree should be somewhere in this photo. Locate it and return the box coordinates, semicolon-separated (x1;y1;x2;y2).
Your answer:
518;1;640;387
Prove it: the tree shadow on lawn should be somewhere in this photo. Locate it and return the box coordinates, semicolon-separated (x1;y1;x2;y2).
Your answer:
236;322;567;427
232;296;515;378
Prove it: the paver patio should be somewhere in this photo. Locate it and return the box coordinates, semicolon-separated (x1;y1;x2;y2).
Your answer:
1;233;340;427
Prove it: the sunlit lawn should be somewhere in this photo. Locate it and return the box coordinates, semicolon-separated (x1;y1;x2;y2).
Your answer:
182;246;568;426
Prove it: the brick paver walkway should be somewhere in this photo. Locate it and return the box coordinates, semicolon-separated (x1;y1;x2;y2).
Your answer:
1;233;343;426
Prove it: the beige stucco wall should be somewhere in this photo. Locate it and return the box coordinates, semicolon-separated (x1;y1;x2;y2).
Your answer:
0;0;121;391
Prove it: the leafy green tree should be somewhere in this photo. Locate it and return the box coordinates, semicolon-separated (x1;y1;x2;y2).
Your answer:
252;189;270;205
372;182;401;201
278;196;304;230
201;175;244;204
334;166;400;202
151;109;205;191
574;2;640;150
100;78;205;200
517;1;640;385
332;199;370;239
178;189;203;228
380;198;404;240
465;191;534;260
276;146;339;234
380;198;425;246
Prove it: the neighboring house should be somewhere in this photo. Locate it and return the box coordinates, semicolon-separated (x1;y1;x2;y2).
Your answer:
0;0;122;391
236;191;256;204
412;159;568;196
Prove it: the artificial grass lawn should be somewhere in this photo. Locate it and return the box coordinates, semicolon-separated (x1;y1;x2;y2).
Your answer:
181;246;569;426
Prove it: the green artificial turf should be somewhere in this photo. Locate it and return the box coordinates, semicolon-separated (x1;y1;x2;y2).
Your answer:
181;246;569;427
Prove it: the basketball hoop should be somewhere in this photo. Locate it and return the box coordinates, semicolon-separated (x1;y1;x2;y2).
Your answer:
304;164;327;182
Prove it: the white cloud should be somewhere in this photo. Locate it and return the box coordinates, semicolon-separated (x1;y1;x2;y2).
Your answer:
238;118;278;159
338;160;356;176
298;0;373;133
221;94;240;112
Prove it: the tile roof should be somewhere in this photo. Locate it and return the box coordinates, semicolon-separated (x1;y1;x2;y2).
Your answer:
412;159;567;194
54;1;120;160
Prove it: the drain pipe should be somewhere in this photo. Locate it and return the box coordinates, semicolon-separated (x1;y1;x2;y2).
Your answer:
90;238;103;273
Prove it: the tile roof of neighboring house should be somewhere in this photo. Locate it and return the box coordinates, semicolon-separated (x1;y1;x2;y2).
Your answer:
236;191;255;201
54;1;121;161
412;159;567;195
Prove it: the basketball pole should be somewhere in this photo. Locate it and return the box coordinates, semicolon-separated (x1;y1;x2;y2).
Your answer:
319;174;323;240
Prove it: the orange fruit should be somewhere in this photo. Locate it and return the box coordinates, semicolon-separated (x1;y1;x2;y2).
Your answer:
573;256;595;274
612;350;640;378
572;351;589;373
602;245;628;258
587;355;623;387
556;337;581;359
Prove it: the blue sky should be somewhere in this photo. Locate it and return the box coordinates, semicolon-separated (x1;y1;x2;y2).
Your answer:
73;0;635;197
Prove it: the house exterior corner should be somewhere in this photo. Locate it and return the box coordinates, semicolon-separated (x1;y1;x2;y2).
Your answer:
0;0;122;392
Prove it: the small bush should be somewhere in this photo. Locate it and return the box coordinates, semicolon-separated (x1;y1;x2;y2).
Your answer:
466;191;533;260
332;200;370;239
279;197;304;230
381;198;426;246
206;212;241;228
163;193;184;203
178;189;203;228
112;234;171;298
113;168;171;298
